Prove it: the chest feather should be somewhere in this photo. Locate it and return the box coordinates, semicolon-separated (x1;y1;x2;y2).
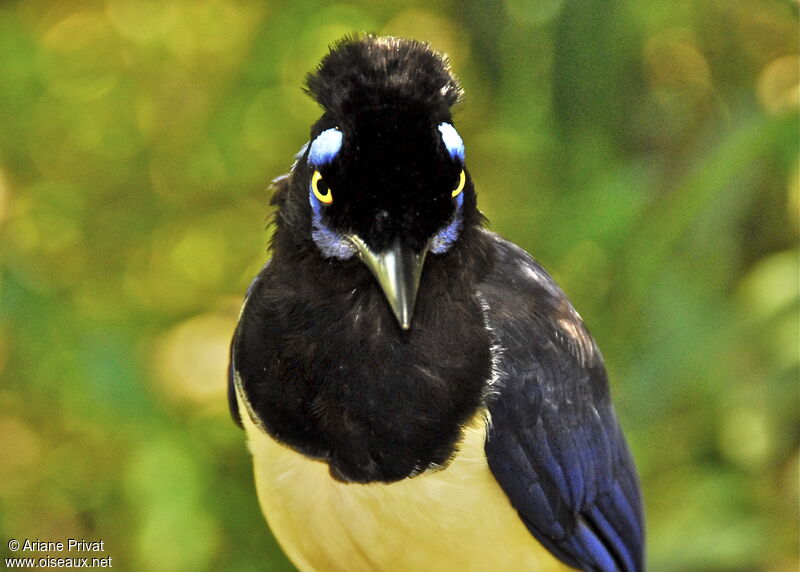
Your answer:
241;401;568;572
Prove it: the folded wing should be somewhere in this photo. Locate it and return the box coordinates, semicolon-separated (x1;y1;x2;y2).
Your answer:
479;233;644;572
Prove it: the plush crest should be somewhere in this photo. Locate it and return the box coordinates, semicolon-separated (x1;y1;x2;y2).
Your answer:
305;35;463;119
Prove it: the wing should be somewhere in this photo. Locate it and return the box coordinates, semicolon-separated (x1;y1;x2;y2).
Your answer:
479;232;644;572
228;268;270;429
228;357;242;427
229;172;297;428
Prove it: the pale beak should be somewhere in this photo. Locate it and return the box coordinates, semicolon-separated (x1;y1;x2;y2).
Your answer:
346;235;428;330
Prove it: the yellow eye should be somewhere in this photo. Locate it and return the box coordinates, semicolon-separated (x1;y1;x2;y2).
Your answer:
311;170;333;204
451;169;466;198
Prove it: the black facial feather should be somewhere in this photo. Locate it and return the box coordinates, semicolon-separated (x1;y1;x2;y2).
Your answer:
314;115;470;252
281;35;479;255
305;35;469;253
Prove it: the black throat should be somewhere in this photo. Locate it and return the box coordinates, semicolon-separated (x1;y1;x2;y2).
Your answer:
233;221;494;483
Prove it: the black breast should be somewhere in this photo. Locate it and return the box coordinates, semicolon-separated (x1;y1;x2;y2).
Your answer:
232;242;492;483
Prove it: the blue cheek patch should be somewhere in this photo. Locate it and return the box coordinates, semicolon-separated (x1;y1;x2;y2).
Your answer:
308;188;354;259
309;190;354;260
438;123;465;162
308;128;343;166
310;210;356;259
309;189;323;216
432;123;466;253
307;128;351;258
430;202;463;254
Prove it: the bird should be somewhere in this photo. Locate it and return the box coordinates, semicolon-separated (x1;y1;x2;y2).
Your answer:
228;35;645;572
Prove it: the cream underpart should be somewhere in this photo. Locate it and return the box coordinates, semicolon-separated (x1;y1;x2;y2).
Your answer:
237;391;570;572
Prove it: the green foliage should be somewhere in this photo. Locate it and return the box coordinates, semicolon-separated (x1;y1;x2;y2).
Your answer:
0;1;797;570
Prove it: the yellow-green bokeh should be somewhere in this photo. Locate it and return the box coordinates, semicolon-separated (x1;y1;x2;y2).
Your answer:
0;1;797;570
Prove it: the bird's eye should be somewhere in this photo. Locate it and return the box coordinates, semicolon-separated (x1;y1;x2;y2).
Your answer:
311;170;333;204
451;169;466;198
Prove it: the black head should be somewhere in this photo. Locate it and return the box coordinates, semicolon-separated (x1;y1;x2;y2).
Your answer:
277;35;479;328
234;36;495;482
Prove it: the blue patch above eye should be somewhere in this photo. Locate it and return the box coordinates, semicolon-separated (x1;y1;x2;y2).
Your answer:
438;123;465;162
308;128;343;166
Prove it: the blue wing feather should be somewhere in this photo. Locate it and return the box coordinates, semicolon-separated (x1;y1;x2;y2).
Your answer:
479;232;644;572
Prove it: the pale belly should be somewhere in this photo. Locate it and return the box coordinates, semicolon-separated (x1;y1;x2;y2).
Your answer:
241;405;570;572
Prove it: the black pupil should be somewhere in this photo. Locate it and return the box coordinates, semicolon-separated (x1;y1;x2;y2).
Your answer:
316;177;329;195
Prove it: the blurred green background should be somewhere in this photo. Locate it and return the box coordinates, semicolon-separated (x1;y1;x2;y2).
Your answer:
0;0;797;570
